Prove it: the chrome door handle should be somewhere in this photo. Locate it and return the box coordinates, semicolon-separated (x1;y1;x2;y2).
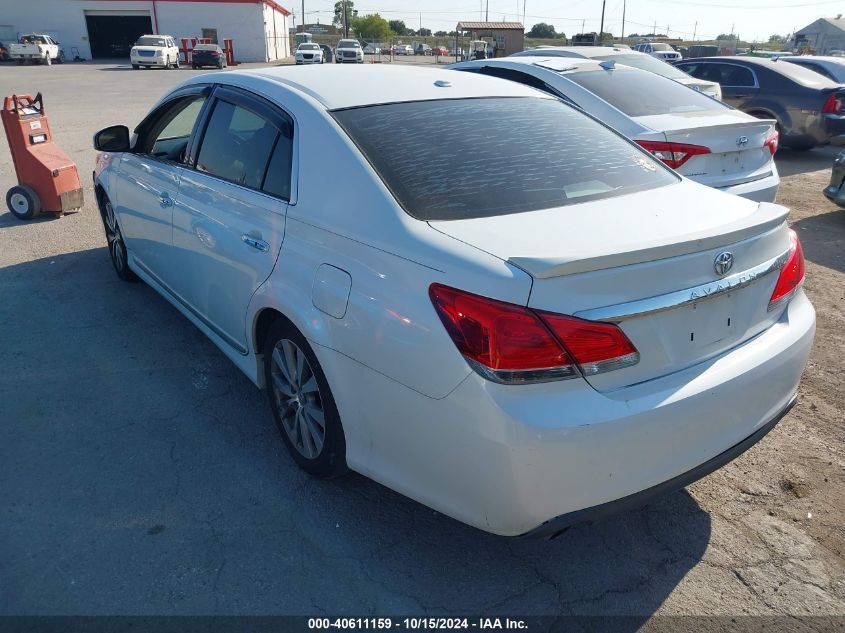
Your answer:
241;235;269;252
159;192;173;208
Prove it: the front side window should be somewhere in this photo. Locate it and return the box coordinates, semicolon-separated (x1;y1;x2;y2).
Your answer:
139;96;207;161
564;68;729;117
195;99;279;190
333;97;677;221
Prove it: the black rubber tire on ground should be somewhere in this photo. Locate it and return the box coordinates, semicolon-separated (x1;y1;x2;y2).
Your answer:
786;143;816;151
6;185;41;220
263;318;347;479
98;192;139;282
132;64;139;69
57;51;65;64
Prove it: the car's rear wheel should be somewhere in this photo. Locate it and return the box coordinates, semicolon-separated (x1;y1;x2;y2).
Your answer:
99;194;139;282
132;63;139;69
263;319;347;478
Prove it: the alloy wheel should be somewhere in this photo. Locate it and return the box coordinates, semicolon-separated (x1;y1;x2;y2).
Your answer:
104;200;125;273
270;338;326;459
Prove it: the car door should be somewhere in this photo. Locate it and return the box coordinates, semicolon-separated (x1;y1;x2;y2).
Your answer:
170;86;293;353
113;86;210;283
687;62;758;108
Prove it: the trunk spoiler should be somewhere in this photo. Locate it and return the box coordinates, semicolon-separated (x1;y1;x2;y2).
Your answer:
508;202;789;279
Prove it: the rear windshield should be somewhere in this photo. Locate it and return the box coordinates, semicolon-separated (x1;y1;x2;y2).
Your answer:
651;43;673;51
193;44;218;51
593;53;690;80
786;58;845;82
338;40;360;48
766;59;840;87
332;98;676;221
137;37;167;47
566;68;728;117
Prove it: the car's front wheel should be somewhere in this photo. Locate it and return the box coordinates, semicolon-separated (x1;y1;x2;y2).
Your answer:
99;193;139;282
264;319;347;478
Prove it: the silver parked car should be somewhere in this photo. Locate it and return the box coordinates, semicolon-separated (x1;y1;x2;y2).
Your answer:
511;46;721;99
449;57;780;201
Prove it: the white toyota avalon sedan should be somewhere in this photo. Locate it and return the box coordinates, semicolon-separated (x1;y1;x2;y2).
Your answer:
92;66;814;537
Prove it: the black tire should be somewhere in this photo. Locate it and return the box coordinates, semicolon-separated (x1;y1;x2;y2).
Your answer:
263;318;347;478
98;192;139;282
6;185;41;220
132;64;139;69
57;51;65;64
191;63;198;69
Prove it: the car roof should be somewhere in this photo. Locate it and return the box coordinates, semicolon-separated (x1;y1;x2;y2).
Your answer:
515;46;649;59
238;65;550;109
457;56;635;75
783;55;845;65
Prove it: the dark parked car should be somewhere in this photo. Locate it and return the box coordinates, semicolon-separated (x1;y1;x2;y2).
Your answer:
782;56;845;83
676;56;845;149
319;43;334;63
686;45;720;59
191;43;226;69
823;150;845;207
0;41;11;61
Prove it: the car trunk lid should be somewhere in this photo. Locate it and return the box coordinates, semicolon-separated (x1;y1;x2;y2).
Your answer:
429;180;792;391
634;112;776;188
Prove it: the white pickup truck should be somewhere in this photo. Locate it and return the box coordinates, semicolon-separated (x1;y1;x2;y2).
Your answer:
9;34;63;65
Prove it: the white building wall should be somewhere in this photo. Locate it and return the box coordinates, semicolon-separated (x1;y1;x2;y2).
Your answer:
0;0;291;63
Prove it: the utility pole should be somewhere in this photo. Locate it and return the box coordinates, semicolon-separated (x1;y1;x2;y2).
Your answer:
653;20;657;37
692;21;697;42
621;0;626;40
342;0;348;38
485;0;489;21
523;0;526;25
301;0;305;31
581;18;585;35
599;0;606;41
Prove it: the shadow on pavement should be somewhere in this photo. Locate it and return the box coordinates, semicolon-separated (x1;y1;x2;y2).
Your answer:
776;145;841;178
792;208;845;273
0;248;711;621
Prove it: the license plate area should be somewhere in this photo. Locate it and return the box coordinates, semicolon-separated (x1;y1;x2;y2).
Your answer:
680;293;735;348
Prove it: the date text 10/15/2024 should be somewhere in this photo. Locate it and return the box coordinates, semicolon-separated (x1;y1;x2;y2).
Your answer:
308;618;528;630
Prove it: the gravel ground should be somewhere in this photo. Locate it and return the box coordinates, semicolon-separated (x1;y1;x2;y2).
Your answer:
0;62;843;620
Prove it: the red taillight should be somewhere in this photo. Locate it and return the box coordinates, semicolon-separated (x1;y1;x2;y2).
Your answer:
768;230;805;312
822;92;843;114
210;51;220;56
635;140;711;169
429;284;639;384
764;129;779;156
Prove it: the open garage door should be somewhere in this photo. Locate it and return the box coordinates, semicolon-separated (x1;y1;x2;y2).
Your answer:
85;12;152;59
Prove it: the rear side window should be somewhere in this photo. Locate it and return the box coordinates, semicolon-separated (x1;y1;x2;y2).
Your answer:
196;100;278;189
333;97;677;221
564;68;728;117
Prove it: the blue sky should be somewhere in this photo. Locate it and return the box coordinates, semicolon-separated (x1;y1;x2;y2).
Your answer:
295;0;844;42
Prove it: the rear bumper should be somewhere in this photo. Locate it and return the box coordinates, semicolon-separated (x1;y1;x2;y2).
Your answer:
319;292;815;536
522;395;795;538
716;168;780;202
823;152;845;207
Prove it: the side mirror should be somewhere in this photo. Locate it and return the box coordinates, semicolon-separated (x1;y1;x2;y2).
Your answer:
94;125;130;152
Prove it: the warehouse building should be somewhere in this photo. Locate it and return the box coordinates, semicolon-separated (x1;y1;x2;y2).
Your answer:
794;15;845;55
0;0;293;63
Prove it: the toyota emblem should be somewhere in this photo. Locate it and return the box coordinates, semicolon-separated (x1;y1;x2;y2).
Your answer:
714;251;734;276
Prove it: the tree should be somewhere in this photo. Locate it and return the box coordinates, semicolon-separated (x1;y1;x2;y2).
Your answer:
418;28;432;37
435;31;447;37
334;1;358;32
768;34;785;43
527;22;557;38
352;14;392;41
599;31;613;43
716;33;738;40
389;19;408;36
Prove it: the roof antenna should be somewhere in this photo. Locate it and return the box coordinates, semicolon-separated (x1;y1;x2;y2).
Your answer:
599;59;616;70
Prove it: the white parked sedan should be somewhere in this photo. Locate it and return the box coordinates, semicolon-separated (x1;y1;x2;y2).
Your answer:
295;43;323;65
91;66;814;537
450;57;780;202
511;47;722;100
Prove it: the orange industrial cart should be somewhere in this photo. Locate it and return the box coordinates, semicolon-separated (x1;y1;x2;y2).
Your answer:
2;93;83;220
